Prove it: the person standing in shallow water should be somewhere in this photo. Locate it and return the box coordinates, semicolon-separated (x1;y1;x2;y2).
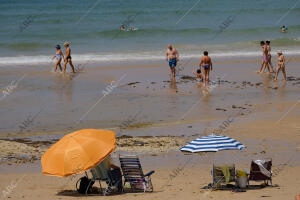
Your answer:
200;51;213;83
166;44;179;78
63;42;75;73
52;45;64;72
274;50;286;81
259;41;270;73
266;41;274;73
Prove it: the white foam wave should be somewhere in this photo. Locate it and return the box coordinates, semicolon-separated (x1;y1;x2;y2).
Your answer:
0;49;300;66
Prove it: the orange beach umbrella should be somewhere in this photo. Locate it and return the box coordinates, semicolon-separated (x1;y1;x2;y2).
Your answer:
41;129;116;177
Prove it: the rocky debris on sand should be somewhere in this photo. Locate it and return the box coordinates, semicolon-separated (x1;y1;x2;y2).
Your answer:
216;108;227;111
116;136;188;153
0;140;46;164
127;82;140;86
0;135;189;164
181;76;196;81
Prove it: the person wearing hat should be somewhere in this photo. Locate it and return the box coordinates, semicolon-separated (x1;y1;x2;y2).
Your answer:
274;50;286;81
63;42;75;73
51;44;64;72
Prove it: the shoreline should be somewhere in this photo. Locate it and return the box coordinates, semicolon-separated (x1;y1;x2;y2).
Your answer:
1;50;300;67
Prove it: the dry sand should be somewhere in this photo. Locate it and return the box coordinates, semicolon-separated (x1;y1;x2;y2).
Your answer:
1;112;300;200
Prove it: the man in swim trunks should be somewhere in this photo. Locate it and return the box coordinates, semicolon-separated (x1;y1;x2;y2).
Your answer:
166;44;179;78
200;51;213;82
63;42;75;73
259;41;270;73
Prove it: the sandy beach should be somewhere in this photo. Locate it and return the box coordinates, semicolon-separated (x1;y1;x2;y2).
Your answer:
2;0;300;199
1;55;300;199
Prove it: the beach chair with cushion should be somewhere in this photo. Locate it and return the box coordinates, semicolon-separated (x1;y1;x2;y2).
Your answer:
248;159;272;186
212;164;236;188
119;154;155;192
89;162;123;195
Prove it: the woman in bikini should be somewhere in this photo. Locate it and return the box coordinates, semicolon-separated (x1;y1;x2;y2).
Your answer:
266;41;274;73
52;45;64;72
274;50;286;81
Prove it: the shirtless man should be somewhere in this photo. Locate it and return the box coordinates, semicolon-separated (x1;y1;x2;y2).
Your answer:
259;41;270;73
63;42;75;73
166;44;179;78
200;51;213;82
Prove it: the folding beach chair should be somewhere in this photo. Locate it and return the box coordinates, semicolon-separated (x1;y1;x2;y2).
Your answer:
248;159;272;186
212;164;236;188
119;154;155;192
89;162;123;195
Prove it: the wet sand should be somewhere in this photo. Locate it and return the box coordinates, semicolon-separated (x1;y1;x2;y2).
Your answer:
1;56;300;199
1;56;300;137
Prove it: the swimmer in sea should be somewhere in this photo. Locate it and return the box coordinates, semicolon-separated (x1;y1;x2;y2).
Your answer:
63;42;75;73
120;25;126;31
274;50;286;81
281;25;287;33
51;45;64;72
266;41;274;73
166;44;179;78
200;51;213;82
193;69;203;83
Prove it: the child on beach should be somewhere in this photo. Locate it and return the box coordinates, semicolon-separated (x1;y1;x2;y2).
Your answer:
51;45;64;72
193;69;202;83
63;42;76;73
274;50;286;81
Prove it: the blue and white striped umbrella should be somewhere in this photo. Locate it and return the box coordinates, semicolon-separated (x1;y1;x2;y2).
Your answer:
180;134;246;152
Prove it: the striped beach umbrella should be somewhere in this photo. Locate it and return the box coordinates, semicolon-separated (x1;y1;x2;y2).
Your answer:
180;134;245;153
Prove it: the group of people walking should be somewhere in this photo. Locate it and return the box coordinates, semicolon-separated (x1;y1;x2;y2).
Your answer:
166;41;286;83
259;40;286;81
53;42;286;82
52;42;75;73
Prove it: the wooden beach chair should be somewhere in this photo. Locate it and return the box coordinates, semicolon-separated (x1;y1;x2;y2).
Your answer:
212;164;236;188
119;154;155;192
248;159;272;186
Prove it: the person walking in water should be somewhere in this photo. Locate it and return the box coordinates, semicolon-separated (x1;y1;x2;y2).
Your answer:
274;50;286;81
266;41;274;73
166;44;179;78
259;41;270;73
52;45;64;72
63;42;75;73
200;51;213;82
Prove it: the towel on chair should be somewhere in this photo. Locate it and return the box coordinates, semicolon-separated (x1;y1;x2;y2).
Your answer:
220;166;230;184
254;160;271;178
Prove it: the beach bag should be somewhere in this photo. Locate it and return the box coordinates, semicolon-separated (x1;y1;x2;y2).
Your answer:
76;176;94;194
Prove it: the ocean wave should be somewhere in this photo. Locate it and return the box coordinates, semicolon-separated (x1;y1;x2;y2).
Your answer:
1;48;300;66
